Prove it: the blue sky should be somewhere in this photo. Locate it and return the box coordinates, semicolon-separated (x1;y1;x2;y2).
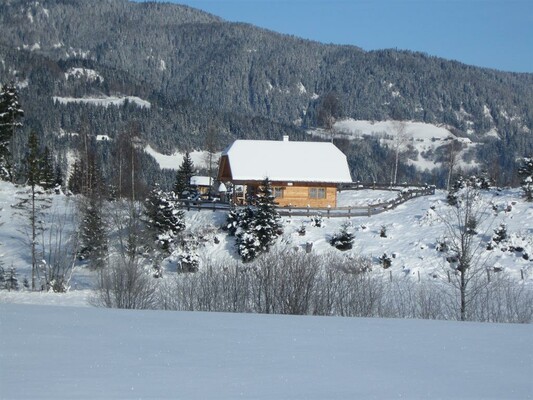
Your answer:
140;0;532;73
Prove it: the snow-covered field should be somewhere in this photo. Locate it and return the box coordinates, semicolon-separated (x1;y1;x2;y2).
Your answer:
309;119;481;171
1;303;531;400
1;181;532;399
52;95;151;108
144;145;219;171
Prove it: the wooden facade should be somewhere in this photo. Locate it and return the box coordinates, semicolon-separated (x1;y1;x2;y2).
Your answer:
219;155;339;208
217;139;351;208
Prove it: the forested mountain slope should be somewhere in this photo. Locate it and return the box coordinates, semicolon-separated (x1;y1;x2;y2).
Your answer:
0;0;532;187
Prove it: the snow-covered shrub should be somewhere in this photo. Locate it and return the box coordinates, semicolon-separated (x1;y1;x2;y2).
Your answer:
179;248;200;273
380;225;387;238
310;213;323;227
379;253;392;269
236;231;260;263
435;237;449;252
297;223;306;236
329;222;355;251
487;222;508;250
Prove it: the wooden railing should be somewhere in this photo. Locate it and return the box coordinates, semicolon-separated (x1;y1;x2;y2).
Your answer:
177;184;435;218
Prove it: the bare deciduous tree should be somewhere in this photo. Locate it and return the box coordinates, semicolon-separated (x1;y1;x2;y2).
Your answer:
439;184;494;321
391;121;410;185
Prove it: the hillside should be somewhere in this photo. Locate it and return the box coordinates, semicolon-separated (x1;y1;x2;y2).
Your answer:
1;180;532;315
0;0;532;188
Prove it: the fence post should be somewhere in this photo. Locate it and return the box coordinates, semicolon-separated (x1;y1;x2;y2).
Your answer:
486;269;491;283
389;270;393;281
418;270;420;282
327;206;331;219
521;269;524;280
348;207;351;219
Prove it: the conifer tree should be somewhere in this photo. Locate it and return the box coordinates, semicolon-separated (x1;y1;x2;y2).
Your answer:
144;185;185;251
5;267;19;291
253;178;282;252
39;146;56;191
0;82;24;181
232;178;282;262
517;157;533;201
173;152;195;198
78;195;108;269
25;131;43;289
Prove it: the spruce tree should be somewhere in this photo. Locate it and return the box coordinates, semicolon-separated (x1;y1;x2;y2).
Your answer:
22;131;51;289
39;146;56;191
5;267;19;291
78;195;108;269
0;82;24;181
518;157;533;201
144;185;185;251
253;178;282;252
173;152;195;198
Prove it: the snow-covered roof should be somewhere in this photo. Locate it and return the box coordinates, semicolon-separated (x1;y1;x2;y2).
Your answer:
221;139;352;183
190;176;213;186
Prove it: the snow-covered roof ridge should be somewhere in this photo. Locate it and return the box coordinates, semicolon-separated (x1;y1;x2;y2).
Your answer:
222;138;352;183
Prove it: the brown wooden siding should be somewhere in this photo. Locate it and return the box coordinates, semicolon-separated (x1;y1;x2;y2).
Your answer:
273;183;337;208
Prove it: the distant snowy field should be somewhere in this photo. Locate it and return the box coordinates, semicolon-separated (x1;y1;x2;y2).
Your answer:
309;119;481;171
1;303;531;400
52;95;151;108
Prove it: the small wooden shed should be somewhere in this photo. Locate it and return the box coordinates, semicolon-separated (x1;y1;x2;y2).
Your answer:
217;136;352;208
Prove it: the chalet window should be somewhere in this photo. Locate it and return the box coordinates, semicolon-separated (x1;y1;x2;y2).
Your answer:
309;187;326;199
273;187;284;199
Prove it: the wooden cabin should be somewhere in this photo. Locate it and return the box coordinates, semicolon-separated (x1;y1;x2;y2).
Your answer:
217;136;352;208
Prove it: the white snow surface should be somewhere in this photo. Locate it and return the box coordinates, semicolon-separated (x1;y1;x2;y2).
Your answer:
222;139;352;183
191;175;213;186
64;67;103;82
144;145;219;170
1;303;531;400
312;119;483;171
53;95;150;108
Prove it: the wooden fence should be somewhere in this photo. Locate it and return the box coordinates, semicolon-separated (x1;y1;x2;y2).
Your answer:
178;184;435;218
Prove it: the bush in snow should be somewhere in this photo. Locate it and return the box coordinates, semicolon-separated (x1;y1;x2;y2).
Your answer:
447;174;491;206
329;221;355;251
380;225;388;238
310;213;323;227
236;231;260;263
379;253;392;269
179;247;200;273
487;223;508;250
